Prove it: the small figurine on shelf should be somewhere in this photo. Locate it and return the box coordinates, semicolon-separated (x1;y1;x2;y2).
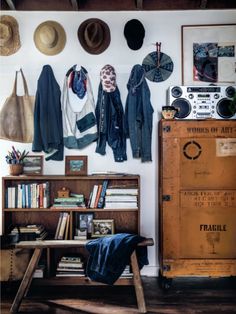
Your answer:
57;187;70;198
5;146;29;176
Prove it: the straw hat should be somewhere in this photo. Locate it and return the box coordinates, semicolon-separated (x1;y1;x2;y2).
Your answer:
0;15;21;56
34;20;66;55
78;18;110;55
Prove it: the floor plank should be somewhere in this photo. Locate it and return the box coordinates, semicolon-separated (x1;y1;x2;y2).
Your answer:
1;277;236;313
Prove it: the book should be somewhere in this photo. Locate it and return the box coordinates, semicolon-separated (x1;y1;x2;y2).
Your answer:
106;188;138;195
97;180;109;208
94;184;102;208
54;212;63;239
58;212;69;240
90;185;98;208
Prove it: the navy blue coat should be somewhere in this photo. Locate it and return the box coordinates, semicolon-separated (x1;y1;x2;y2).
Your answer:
32;65;64;160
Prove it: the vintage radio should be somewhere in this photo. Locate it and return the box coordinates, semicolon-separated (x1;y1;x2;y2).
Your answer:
168;85;236;119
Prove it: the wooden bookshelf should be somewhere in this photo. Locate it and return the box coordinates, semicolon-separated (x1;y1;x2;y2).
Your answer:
2;174;140;283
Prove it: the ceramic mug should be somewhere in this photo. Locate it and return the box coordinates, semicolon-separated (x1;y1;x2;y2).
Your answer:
162;106;178;119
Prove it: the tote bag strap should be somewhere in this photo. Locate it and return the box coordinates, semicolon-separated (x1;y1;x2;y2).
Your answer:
12;69;29;96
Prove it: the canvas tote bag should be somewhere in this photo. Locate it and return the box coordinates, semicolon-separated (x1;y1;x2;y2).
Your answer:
0;69;35;142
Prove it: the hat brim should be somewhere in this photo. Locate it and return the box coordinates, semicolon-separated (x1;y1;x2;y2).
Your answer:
34;20;66;56
78;18;110;55
0;15;21;56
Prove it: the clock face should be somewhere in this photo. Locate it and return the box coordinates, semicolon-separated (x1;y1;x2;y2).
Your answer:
142;51;174;82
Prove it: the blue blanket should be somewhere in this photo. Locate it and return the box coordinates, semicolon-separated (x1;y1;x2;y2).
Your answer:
85;233;149;285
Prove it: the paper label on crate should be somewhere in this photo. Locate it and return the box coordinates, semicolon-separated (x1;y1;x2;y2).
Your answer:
216;138;236;156
181;190;236;208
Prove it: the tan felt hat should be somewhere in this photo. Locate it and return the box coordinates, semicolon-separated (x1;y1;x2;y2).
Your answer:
34;20;66;56
78;18;110;55
0;15;21;56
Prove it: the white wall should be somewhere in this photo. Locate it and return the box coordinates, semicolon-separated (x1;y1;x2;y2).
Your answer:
0;9;235;276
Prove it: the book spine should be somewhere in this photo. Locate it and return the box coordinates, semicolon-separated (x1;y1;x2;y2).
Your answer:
97;180;109;208
90;185;98;209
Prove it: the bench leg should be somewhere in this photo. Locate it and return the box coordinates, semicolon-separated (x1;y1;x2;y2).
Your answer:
10;248;42;313
130;251;147;313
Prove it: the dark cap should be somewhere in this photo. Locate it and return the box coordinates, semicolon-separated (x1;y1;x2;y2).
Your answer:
124;19;145;51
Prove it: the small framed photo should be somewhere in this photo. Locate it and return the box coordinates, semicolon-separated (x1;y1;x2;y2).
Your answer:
78;212;94;233
23;155;43;175
91;219;115;238
65;156;87;176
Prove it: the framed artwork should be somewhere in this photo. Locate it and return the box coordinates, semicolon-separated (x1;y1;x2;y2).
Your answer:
91;219;115;238
65;156;87;176
23;155;43;175
181;24;236;85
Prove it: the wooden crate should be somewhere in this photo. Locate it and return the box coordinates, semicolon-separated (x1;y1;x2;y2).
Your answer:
159;120;236;278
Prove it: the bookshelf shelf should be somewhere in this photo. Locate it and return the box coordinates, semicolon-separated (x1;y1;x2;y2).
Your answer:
2;174;140;284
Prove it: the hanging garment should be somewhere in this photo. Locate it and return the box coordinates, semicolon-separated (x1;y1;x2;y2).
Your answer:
95;65;127;162
61;65;97;149
125;64;154;162
0;69;34;143
32;65;64;161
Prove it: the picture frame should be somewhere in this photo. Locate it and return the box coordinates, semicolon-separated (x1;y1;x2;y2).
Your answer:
23;155;43;176
78;212;94;233
91;219;115;238
181;24;236;85
65;156;87;176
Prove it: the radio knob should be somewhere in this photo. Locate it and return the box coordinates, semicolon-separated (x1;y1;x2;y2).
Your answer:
214;94;220;99
188;94;194;99
212;110;215;114
171;86;182;98
193;110;196;114
226;86;236;98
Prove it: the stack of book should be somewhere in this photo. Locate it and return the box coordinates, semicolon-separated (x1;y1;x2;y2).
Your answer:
51;194;85;209
10;224;47;241
104;188;138;209
54;212;70;240
88;180;109;209
56;255;85;277
120;265;133;278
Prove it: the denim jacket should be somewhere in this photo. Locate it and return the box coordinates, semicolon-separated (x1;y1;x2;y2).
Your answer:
85;233;149;285
125;64;154;162
95;83;127;162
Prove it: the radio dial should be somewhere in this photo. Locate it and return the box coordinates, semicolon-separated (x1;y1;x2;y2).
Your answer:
214;94;220;99
188;94;194;99
225;86;235;98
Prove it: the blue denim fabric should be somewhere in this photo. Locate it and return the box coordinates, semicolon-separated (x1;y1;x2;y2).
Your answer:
85;233;149;285
95;84;127;162
125;64;154;162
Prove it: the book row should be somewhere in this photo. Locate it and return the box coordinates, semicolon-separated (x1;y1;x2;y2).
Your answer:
6;182;50;209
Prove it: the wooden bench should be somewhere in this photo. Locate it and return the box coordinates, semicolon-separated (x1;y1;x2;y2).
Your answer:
10;238;154;313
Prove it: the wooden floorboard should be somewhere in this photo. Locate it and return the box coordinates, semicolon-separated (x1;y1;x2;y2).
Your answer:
1;277;236;313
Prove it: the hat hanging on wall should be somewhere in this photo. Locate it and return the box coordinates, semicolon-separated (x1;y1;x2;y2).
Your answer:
0;15;21;56
142;42;174;82
124;19;145;50
34;20;66;56
78;18;110;55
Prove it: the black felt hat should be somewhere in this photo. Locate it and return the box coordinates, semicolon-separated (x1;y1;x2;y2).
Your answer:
124;19;145;51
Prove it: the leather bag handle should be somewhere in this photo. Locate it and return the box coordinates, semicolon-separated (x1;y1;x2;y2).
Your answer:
12;69;29;96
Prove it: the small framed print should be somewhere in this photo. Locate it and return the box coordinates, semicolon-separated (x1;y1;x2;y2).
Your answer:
78;212;94;234
23;155;43;176
91;219;115;238
65;156;87;176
